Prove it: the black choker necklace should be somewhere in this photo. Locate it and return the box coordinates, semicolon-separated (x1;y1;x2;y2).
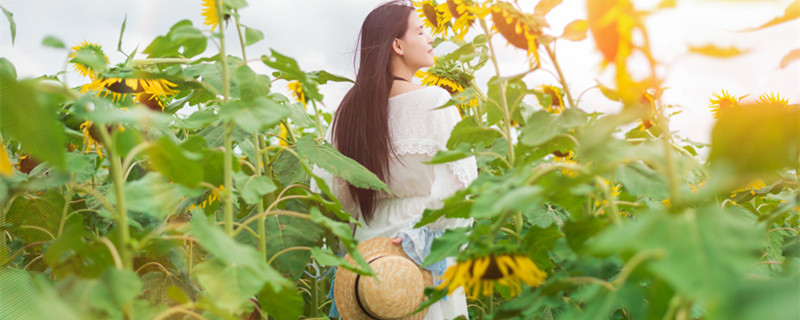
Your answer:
393;76;411;82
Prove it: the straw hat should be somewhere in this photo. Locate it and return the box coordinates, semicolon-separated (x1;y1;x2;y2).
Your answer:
334;237;433;320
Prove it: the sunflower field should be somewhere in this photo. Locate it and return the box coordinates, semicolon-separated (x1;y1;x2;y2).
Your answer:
1;0;798;319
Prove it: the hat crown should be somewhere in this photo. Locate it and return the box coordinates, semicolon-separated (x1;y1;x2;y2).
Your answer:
333;237;432;320
359;255;425;318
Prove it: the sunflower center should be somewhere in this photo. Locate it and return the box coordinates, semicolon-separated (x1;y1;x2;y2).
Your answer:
482;257;508;280
423;3;439;26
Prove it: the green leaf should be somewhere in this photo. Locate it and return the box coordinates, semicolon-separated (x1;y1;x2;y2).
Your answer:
446;117;501;150
309;70;354;84
524;202;569;228
112;125;144;162
5;189;64;243
709;103;800;177
233;65;270;101
219;97;291;133
117;14;127;53
273;145;308;186
0;269;79;320
1;5;16;46
590;206;765;300
256;280;304;320
486;76;527;126
243;24;264;46
472;185;544;219
522;224;562;271
564;217;609;254
296;135;390;193
309;206;373;275
194;257;268;314
520;108;587;147
311;246;347;267
71;97;173;127
713;278;800;320
0;57;17;81
70;48;108;73
146;136;204;188
143;20;207;58
140;271;196;307
426;141;475;164
261;49;322;101
176;107;220;129
42;35;65;49
615;161;669;199
0;75;66;170
233;171;277;205
266;215;324;280
108;171;182;219
188;214;291;314
422;228;468;267
782;234;800;258
90;268;143;316
226;0;249;9
415;188;472;228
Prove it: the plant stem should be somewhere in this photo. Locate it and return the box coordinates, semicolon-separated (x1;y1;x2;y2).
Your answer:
479;17;514;167
224;123;234;236
310;100;325;138
0;134;9;265
217;0;234;237
58;179;76;237
544;45;575;108
253;132;267;260
233;11;248;62
98;126;133;270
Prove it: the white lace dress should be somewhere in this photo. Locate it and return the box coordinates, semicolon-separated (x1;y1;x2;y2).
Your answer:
310;86;478;320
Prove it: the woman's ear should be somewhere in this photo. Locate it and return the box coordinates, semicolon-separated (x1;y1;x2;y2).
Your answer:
393;38;403;56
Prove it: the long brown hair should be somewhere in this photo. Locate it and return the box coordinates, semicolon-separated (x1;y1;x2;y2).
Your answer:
331;0;413;225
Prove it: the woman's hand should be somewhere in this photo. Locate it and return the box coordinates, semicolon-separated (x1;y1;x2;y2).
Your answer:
391;236;402;245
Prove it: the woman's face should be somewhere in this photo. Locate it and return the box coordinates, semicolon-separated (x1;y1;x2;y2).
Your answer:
395;11;434;70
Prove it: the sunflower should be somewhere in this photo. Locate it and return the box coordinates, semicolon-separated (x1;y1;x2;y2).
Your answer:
415;62;477;118
188;185;225;211
416;56;473;94
278;123;290;146
540;85;564;114
552;150;578;178
490;2;545;69
288;81;307;109
80;76;178;111
13;153;42;175
202;0;220;31
68;41;109;78
437;254;546;299
80;120;104;159
689;181;706;193
414;0;451;37
595;176;621;214
0;144;12;177
446;0;483;41
756;92;788;106
731;179;766;197
636;118;654;130
709;89;741;119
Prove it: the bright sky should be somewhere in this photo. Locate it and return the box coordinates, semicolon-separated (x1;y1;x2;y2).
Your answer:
1;0;798;148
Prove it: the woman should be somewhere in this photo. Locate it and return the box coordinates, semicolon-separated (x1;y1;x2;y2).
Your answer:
310;0;478;319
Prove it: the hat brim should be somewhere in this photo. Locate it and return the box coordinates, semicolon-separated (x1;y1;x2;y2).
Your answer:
334;237;433;320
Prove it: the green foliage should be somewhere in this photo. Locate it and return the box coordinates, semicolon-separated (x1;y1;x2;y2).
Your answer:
0;1;797;319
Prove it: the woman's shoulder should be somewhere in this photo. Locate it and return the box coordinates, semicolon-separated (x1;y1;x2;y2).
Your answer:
389;85;451;109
